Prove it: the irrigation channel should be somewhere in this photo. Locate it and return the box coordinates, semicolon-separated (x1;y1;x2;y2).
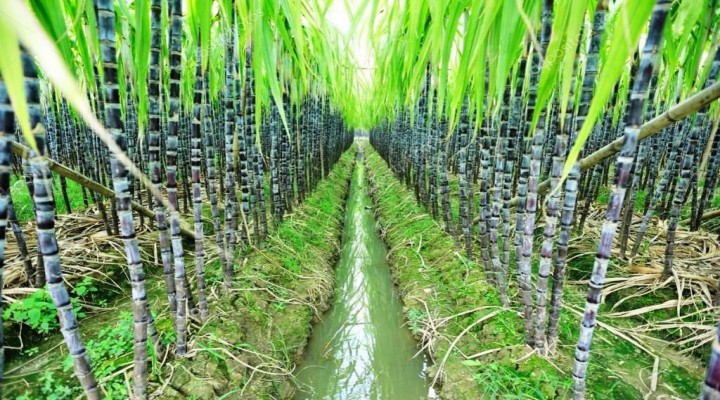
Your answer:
295;147;434;399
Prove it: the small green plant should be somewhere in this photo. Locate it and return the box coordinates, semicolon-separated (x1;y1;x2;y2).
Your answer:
4;288;83;334
161;326;177;346
205;261;224;285
103;380;131;400
712;194;720;208
4;279;95;335
196;340;226;363
282;255;301;274
73;277;98;298
407;307;426;335
61;312;140;399
468;361;572;399
271;300;287;311
16;371;77;400
76;277;109;307
39;371;75;399
22;346;39;356
65;312;133;370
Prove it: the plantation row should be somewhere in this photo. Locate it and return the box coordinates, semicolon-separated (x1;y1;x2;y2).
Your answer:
0;0;355;399
367;0;720;399
2;0;720;398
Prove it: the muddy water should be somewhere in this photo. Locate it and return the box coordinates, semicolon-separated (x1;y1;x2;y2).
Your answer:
295;149;432;399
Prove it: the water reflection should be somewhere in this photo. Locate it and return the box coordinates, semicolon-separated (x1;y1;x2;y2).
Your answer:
295;149;432;399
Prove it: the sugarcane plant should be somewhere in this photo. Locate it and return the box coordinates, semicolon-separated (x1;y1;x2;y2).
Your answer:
367;0;720;397
3;0;720;397
0;0;358;395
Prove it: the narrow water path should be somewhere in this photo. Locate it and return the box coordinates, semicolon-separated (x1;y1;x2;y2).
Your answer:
295;148;431;399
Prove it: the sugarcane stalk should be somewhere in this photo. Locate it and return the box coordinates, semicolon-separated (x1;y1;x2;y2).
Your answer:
22;50;100;398
572;2;670;397
147;0;177;323
95;0;149;395
168;0;189;356
192;48;208;320
547;164;580;350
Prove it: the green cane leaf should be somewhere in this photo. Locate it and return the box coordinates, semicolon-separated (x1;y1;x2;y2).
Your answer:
0;21;36;150
561;0;655;184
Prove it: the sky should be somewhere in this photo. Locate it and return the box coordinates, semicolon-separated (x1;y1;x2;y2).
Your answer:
324;0;375;85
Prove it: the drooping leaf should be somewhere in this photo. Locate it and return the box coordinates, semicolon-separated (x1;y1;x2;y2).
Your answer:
134;0;151;132
561;0;655;183
0;21;35;149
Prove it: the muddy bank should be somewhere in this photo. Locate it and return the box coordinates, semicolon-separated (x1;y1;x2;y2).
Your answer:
159;147;356;399
3;147;356;399
363;146;702;399
365;147;484;399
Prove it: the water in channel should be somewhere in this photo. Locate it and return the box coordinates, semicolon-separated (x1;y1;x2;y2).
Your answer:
295;148;432;399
